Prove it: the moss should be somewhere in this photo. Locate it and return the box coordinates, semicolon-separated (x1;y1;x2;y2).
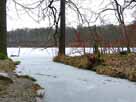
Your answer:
0;52;8;60
14;61;21;65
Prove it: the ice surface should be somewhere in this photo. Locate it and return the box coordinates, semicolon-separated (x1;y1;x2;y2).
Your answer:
8;48;136;102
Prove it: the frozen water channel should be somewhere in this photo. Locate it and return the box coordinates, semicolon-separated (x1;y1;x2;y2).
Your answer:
8;48;136;102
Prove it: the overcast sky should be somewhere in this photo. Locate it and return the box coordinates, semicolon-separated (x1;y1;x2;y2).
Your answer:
7;0;135;31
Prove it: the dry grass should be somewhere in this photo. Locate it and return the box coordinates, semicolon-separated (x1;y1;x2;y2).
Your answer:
96;53;136;81
54;53;136;82
54;55;91;69
0;59;16;72
32;83;44;92
0;75;13;93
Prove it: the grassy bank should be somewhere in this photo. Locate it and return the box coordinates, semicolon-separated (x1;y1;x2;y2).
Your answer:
53;55;92;69
54;53;136;82
0;57;44;102
0;52;16;72
0;59;16;72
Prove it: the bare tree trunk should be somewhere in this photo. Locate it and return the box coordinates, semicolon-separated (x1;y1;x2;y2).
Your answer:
0;0;7;56
121;23;130;52
113;0;130;52
93;25;100;54
59;0;65;55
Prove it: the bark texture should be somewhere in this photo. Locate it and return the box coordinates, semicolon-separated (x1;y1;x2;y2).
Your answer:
0;0;7;55
59;0;66;55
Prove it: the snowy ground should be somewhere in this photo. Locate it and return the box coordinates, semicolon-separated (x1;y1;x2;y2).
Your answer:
8;48;136;102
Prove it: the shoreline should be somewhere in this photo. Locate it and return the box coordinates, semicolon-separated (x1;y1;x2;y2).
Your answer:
53;53;136;82
0;59;44;102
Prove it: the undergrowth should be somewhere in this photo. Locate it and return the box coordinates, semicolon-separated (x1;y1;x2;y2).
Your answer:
0;52;8;60
54;53;136;82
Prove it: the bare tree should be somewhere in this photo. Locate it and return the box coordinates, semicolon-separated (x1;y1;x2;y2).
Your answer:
0;0;7;55
11;0;84;56
98;0;136;52
112;0;130;52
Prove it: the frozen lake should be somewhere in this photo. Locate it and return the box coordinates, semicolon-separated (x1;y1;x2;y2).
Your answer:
8;48;136;102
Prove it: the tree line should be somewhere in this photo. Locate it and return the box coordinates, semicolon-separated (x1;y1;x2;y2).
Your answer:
0;0;136;56
7;23;136;47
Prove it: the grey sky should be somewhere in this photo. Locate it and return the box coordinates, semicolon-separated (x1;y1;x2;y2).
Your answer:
7;0;135;31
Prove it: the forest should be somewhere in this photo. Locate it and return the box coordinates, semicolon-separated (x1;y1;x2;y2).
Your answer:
8;22;136;47
0;0;136;102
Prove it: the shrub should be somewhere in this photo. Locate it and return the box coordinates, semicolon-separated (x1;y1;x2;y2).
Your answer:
54;55;92;69
53;55;65;63
119;51;128;55
14;61;21;65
